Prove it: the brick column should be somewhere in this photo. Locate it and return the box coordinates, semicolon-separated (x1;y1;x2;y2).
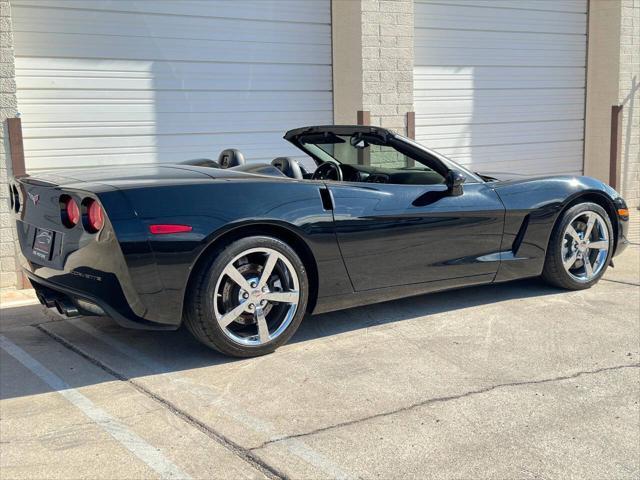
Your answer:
0;0;19;290
332;0;414;135
618;0;639;211
584;0;622;185
585;0;639;215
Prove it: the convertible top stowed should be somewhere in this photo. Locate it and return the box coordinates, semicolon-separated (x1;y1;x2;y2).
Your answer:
9;125;630;357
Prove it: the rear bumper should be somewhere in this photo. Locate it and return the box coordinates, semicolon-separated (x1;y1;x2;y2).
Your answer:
11;174;186;329
16;216;176;330
27;271;177;331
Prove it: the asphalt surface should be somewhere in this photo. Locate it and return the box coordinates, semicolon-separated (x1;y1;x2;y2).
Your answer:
1;246;639;479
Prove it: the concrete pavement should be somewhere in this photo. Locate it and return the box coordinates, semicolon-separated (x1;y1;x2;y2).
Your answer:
1;246;638;479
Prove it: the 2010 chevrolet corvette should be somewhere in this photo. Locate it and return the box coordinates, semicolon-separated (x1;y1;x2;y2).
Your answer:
10;125;630;357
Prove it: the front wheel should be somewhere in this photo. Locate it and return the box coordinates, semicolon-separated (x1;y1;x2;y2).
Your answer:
542;202;613;290
185;236;309;357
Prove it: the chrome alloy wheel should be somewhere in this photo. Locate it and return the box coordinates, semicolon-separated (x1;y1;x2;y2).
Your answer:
213;247;300;346
561;210;610;282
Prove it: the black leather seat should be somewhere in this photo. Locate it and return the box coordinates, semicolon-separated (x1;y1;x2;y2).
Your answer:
271;157;303;180
218;149;245;169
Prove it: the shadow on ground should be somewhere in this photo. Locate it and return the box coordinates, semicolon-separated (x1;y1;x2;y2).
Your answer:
0;276;572;401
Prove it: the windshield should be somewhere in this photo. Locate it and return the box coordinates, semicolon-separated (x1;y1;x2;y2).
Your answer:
301;134;436;173
288;126;484;183
393;134;483;183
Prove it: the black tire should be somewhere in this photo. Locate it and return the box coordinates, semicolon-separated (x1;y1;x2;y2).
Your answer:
184;236;308;357
541;202;613;290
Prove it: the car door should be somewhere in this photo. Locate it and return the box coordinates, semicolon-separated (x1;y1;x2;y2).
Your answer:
327;180;505;291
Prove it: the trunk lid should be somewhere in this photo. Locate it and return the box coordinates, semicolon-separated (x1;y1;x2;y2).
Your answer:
19;164;214;188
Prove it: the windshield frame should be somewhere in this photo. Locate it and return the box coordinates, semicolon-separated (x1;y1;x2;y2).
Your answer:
286;126;484;184
390;133;483;183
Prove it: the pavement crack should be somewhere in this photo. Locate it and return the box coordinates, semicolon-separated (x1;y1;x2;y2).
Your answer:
252;363;640;451
35;324;287;480
602;278;640;287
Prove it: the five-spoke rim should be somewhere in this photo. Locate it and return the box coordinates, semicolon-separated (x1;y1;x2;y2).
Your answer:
213;247;300;346
561;211;609;282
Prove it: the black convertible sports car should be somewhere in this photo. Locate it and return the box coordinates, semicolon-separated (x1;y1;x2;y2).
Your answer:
10;125;630;357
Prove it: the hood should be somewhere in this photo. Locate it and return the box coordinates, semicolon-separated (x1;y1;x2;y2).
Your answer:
476;171;536;182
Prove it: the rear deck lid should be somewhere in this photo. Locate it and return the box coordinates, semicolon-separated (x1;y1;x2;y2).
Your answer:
19;165;214;188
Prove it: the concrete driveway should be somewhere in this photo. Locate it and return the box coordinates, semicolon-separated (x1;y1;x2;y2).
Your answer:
1;246;639;480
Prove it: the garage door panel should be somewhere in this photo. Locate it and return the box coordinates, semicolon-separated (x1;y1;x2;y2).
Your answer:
24;131;289;155
470;156;583;172
16;60;332;92
418;0;584;13
416;120;584;148
414;30;585;67
415;88;585;125
22;109;332;138
414;66;585;90
18;92;333;117
468;156;583;176
412;49;583;67
415;29;586;55
14;0;330;24
13;1;332;171
24;147;310;171
22;130;313;170
14;32;331;65
433;142;584;176
414;0;587;178
16;6;331;46
415;88;585;103
415;106;584;126
418;0;587;13
25;144;307;164
436;140;584;163
415;30;585;67
415;1;586;35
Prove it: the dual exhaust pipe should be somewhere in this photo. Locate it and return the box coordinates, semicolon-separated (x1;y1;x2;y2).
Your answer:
36;292;80;317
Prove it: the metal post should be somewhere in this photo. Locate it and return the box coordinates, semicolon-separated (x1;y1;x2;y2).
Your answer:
406;111;416;167
356;110;370;166
356;110;370;126
609;105;623;190
5;117;30;289
7;117;26;176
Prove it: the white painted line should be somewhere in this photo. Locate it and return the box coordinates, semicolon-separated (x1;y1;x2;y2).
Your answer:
0;335;192;480
69;319;354;480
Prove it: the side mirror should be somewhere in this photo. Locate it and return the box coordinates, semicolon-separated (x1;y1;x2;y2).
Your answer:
446;170;466;196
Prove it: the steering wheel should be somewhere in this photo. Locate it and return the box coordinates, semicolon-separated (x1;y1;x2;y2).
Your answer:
312;161;343;181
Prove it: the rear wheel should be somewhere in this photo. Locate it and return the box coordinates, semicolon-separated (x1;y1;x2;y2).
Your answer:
542;202;613;290
185;236;308;357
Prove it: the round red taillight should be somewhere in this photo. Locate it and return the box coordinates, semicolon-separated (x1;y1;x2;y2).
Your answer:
61;196;80;227
84;199;104;233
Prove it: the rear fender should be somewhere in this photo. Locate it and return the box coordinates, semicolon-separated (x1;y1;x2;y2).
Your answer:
121;180;351;324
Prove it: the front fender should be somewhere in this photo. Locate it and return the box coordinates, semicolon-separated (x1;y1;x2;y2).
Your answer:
492;175;628;282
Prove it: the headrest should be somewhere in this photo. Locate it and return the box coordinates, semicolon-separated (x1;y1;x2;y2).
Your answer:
272;157;303;180
218;149;245;168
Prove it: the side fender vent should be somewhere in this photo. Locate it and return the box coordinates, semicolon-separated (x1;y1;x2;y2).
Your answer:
512;214;530;255
319;187;334;211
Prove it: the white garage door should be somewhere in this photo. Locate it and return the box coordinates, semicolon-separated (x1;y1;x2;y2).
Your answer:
12;0;332;172
414;0;587;178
